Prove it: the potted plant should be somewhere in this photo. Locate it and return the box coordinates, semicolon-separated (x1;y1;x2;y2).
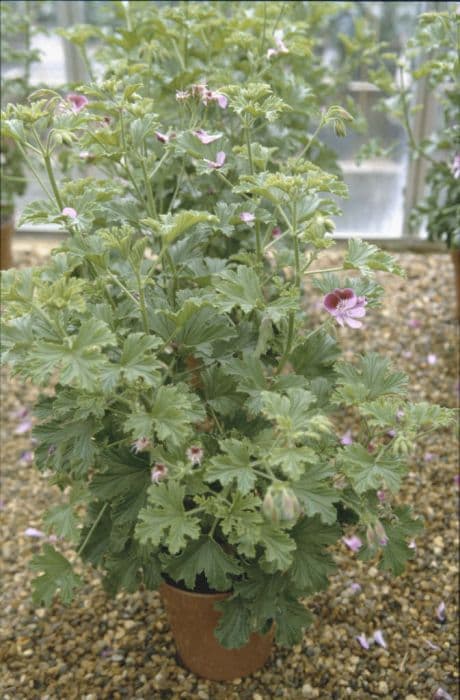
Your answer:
0;1;42;269
1;5;455;682
367;9;460;318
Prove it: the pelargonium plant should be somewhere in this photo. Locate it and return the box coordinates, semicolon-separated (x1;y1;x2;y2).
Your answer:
1;8;455;650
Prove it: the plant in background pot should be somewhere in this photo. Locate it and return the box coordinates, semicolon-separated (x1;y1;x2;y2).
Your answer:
1;5;456;683
0;1;42;269
367;9;460;318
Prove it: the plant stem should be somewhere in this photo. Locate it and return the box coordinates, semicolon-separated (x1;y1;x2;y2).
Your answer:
303;265;343;275
295;119;325;163
77;502;109;556
276;310;295;375
141;159;157;218
292;201;300;288
134;270;149;333
43;153;63;210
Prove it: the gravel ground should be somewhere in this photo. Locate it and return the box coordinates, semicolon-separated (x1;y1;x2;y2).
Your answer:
1;243;458;700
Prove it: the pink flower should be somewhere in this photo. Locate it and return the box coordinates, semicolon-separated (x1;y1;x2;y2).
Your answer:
62;207;77;219
24;527;46;538
204;90;228;109
340;429;353;446
436;601;446;623
342;535;362;552
373;630;386;648
396;409;405;420
323;288;367;329
427;353;437;365
272;226;282;238
151;462;168;483
239;211;255;223
176;90;190;102
131;437;152;454
387;429;396;438
452;154;460;179
377;490;386;502
66;93;89;112
155;131;175;144
267;30;289;58
186;445;204;465
193;129;222;144
204;151;226;169
356;633;370;650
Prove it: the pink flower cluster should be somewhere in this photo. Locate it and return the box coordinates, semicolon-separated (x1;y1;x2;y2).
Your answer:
267;30;289;59
176;83;228;109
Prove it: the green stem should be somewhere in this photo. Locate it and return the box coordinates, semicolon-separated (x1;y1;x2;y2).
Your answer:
292;202;300;288
134;270;149;333
276;311;295;375
245;124;254;175
107;270;142;306
303;265;343;275
398;65;437;166
15;143;53;202
295;120;325;163
77;503;109;556
141;159;157;218
43;153;63;210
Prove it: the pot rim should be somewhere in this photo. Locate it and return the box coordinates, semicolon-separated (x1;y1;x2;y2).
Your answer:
160;578;232;601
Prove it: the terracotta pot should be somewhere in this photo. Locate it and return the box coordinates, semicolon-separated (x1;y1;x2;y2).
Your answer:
160;581;274;681
451;250;460;321
0;215;14;270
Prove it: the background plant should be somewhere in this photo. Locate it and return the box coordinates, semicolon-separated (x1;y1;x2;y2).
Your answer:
1;1;455;650
365;8;459;247
0;1;43;221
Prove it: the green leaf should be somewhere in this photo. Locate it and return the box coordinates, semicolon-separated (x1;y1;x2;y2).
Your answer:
30;544;82;606
260;388;318;440
164;537;240;591
125;385;205;449
377;506;423;575
293;464;338;524
119;333;162;385
344;239;405;276
90;453;151;524
340;444;406;494
213;265;263;313
260;523;296;571
214;595;252;649
136;482;200;554
335;353;408;404
291;330;340;381
217;492;264;558
175;306;237;349
151;210;218;244
32;320;115;390
44;503;80;541
206;439;256;494
274;597;313;646
289;516;340;592
269;446;317;480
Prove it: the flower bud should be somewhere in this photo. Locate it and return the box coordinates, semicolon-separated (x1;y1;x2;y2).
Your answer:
262;486;301;524
262;489;277;523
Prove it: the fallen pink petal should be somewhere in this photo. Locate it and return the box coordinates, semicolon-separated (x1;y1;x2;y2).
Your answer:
349;582;362;593
424;452;436;462
373;629;386;648
454;474;460;487
427;353;437;365
323;288;367;329
343;535;362;552
432;689;453;700
14;419;32;435
424;638;441;651
436;601;446;622
407;318;421;328
356;633;370;650
24;527;46;538
18;450;34;464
